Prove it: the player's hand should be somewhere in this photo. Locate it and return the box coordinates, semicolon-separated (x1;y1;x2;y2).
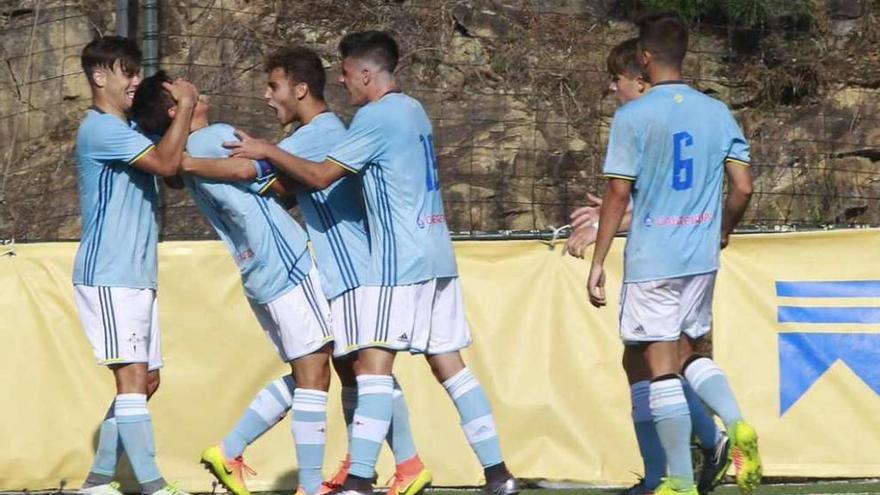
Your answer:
570;192;603;229
720;232;730;249
587;263;606;308
224;129;272;160
564;224;597;258
162;78;199;105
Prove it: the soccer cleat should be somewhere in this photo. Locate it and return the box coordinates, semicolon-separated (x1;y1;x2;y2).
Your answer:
619;480;654;495
386;466;432;495
697;432;731;495
653;478;698;495
151;483;193;495
730;421;762;495
482;476;521;495
319;456;352;494
200;445;256;495
80;481;123;495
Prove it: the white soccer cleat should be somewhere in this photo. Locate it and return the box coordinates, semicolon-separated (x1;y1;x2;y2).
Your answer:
80;482;123;495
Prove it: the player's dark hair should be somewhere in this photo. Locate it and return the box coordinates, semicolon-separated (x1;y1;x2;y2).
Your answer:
636;11;689;69
131;71;175;136
606;38;646;79
264;46;326;100
338;30;399;73
81;35;142;85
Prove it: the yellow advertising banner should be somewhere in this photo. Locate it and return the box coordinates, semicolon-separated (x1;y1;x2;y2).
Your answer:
1;231;879;490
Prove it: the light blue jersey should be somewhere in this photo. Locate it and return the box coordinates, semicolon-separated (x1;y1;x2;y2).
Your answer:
185;123;313;304
73;109;159;289
327;92;458;286
603;82;750;282
279;112;370;300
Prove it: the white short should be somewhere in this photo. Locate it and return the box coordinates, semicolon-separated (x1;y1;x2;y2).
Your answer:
359;277;472;355
619;272;716;344
328;286;364;358
249;267;333;362
74;285;163;371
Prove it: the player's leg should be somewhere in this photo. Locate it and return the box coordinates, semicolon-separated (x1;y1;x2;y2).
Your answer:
343;347;397;492
622;279;694;495
75;286;181;495
421;278;517;495
677;273;760;495
676;273;760;494
290;345;333;495
623;344;665;494
200;374;295;495
679;338;727;495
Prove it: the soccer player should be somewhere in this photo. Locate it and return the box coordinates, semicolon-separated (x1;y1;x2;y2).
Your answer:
567;39;730;495
74;36;197;495
163;46;431;495
131;70;336;495
226;31;520;495
587;14;761;495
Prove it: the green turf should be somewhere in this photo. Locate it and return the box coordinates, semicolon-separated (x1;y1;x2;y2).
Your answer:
419;481;880;495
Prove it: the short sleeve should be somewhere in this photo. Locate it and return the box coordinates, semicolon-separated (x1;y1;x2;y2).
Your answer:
722;111;750;166
94;116;155;165
278;129;328;164
602;109;640;180
326;107;385;173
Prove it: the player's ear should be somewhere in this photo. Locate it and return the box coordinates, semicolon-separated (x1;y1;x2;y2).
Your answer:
295;81;308;100
92;68;107;88
167;105;177;119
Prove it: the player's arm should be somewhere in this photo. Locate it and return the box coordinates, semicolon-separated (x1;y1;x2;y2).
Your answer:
225;130;349;190
181;154;259;181
132;80;199;177
587;178;632;305
721;159;753;248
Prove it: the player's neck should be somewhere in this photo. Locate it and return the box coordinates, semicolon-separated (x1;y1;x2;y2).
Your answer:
298;99;329;125
367;77;400;103
190;114;209;132
92;93;127;120
647;65;684;86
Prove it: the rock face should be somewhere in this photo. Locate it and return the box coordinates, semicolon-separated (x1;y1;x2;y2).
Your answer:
1;0;878;241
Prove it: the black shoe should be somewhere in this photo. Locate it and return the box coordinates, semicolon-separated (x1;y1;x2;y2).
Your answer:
482;476;521;495
697;432;731;495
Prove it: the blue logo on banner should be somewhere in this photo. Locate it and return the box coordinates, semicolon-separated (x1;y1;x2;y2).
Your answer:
776;281;880;416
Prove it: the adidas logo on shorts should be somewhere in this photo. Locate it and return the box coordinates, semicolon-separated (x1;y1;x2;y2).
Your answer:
397;333;409;342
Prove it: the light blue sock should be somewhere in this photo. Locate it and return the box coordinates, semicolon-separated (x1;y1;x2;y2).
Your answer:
631;381;666;489
292;389;328;495
115;394;166;494
649;378;694;489
683;381;721;449
684;357;743;429
349;375;394;479
442;368;503;468
223;375;296;458
83;404;119;487
388;378;418;464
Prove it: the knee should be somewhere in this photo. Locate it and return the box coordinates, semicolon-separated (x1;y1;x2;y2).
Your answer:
296;361;331;391
426;352;465;383
680;353;706;374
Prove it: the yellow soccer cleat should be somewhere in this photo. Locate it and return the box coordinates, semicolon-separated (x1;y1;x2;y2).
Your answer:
386;457;432;495
653;478;698;495
731;421;762;495
200;445;256;495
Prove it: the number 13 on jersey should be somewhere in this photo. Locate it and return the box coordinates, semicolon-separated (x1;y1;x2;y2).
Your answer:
673;131;693;191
